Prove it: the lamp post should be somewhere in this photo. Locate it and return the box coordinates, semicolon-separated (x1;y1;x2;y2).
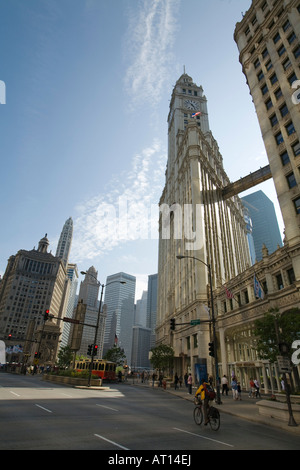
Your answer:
80;271;125;387
176;255;221;404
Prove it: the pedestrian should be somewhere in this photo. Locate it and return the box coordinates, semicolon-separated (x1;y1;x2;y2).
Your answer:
158;373;163;387
179;375;182;387
231;376;238;400
249;378;256;398
174;373;179;390
237;382;242;400
254;378;261;398
221;375;228;395
184;372;188;388
152;372;156;387
187;373;193;394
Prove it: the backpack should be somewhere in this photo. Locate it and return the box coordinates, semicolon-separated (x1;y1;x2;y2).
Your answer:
204;383;216;401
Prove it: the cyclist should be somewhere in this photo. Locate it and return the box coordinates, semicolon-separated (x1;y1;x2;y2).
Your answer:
195;378;210;425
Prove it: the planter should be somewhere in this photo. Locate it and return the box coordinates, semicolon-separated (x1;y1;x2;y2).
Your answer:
257;399;300;423
274;393;300;404
43;374;102;387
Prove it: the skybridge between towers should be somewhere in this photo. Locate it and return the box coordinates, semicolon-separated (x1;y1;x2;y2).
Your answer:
221;164;272;200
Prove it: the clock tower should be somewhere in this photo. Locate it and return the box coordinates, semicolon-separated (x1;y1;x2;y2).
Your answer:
168;73;210;167
157;73;251;381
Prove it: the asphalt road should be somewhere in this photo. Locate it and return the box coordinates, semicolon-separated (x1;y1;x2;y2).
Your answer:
0;372;299;452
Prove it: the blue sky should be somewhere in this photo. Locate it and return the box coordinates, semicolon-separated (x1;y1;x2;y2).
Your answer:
0;0;284;300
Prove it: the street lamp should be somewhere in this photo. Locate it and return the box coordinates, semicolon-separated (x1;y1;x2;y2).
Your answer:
80;271;125;387
176;255;221;404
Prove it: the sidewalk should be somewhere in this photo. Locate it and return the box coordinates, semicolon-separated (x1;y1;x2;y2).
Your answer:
131;381;300;435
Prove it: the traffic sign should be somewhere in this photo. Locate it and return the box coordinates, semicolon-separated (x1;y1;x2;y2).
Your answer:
277;356;292;373
190;319;201;325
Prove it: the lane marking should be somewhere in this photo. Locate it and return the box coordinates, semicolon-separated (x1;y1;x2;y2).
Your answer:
9;391;20;397
35;404;53;413
60;392;73;398
96;404;119;412
173;427;234;448
94;434;129;450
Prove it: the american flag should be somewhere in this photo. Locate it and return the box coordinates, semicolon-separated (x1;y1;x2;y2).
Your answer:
224;286;234;299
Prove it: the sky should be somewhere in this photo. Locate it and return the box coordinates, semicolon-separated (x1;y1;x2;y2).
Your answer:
0;0;285;301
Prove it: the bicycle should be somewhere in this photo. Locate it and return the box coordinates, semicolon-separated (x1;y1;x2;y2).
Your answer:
193;397;220;431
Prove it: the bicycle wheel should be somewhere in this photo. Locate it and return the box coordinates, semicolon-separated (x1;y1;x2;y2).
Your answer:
193;406;203;425
209;407;220;431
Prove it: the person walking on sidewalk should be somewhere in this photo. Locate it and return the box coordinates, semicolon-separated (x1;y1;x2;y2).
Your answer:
231;376;238;400
254;378;261;398
187;373;193;394
221;375;228;395
174;373;179;390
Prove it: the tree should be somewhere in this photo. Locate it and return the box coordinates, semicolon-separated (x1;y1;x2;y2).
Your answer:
103;346;126;367
57;345;73;368
254;308;300;363
150;344;174;372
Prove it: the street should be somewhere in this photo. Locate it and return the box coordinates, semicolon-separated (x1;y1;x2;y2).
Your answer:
0;372;299;452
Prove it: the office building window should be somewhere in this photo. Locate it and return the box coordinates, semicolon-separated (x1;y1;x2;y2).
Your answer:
273;32;281;43
261;83;268;95
262;47;269;59
270;113;278;126
293;45;300;59
286;172;297;188
288;31;296;44
287;267;295;284
265;98;273;110
292;141;300;156
265;59;273;71
278;44;286;57
274;87;283;100
286;121;295;136
294;197;300;214
276;273;284;290
280;150;290;165
275;131;284;145
280;103;289;117
257;70;264;81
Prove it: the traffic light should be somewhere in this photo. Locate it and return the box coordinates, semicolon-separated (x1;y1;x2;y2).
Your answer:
209;341;215;357
87;344;92;356
44;309;50;321
93;344;98;356
7;334;12;340
170;318;175;330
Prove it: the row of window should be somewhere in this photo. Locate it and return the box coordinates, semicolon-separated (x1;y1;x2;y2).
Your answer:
223;267;296;313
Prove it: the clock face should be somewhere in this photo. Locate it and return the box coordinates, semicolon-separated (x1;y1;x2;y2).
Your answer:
184;99;200;111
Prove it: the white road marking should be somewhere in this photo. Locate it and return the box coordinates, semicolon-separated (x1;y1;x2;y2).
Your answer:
35;404;53;413
174;427;234;448
94;434;129;450
9;391;20;397
96;404;119;412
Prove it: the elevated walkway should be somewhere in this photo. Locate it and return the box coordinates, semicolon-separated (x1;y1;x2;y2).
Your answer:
222;164;272;200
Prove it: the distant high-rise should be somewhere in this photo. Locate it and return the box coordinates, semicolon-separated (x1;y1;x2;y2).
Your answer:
60;263;78;349
242;191;282;261
103;272;136;365
146;274;157;349
77;267;105;358
56;217;73;267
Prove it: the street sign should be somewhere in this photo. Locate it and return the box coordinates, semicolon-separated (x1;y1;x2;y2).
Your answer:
190;319;201;325
277;356;292;374
63;317;80;324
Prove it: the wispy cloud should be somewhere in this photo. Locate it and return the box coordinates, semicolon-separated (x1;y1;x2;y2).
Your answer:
123;0;180;109
70;140;166;263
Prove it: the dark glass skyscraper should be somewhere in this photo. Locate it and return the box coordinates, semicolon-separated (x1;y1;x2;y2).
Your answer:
242;190;282;262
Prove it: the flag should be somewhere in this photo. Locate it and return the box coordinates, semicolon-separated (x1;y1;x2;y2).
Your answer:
254;274;265;300
224;286;234;299
192;111;201;117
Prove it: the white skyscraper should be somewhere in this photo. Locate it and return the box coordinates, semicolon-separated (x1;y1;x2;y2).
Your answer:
56;217;73;267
